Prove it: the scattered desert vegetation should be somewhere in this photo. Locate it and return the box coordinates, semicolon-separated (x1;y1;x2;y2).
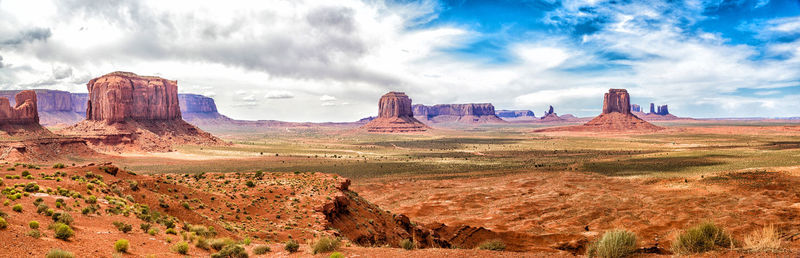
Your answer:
587;230;637;258
672;222;733;254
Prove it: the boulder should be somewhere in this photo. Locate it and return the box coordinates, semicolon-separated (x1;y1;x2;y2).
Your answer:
85;71;181;123
363;92;427;133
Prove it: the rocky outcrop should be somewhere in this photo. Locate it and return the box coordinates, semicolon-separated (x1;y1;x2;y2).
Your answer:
413;103;506;124
0;90;39;125
631;104;641;113
539;106;564;122
536;89;661;132
582;89;661;131
602;89;631;115
363;92;427;133
633;103;681;121
60;71;223;152
86;71;181;123
71;93;88;116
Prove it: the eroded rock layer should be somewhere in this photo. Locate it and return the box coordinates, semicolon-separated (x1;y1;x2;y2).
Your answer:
363;92;427;133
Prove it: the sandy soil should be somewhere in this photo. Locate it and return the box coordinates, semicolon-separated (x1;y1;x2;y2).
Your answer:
355;169;800;255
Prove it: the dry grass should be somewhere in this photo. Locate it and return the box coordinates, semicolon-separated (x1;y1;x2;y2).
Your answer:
586;229;637;258
743;224;782;253
671;222;733;254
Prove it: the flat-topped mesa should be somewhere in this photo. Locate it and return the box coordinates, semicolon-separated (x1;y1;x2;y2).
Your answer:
602;89;631;115
363;92;427;133
412;103;506;124
179;94;218;114
496;110;535;118
0;90;39;125
86;71;182;123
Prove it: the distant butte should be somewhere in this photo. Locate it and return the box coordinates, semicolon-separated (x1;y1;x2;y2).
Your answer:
362;92;428;133
536;88;662;132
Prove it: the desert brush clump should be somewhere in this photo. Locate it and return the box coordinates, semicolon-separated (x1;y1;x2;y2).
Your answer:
211;244;248;258
743;224;783;253
53;223;75;240
586;229;638;258
114;239;130;253
672;221;733;254
253;245;271;254
477;239;506;251
45;248;75;258
211;237;236;250
330;252;345;258
285;240;300;253
312;236;341;254
399;239;415;250
29;220;39;229
0;217;7;229
173;241;189;255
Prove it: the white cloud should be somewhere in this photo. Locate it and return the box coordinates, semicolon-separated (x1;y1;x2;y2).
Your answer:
320;95;337;102
264;90;294;99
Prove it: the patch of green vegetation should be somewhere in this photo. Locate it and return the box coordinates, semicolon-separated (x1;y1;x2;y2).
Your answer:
45;248;74;258
477;239;506;251
587;229;637;258
672;222;733;254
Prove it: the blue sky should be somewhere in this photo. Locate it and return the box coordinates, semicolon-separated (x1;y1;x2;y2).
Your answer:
0;0;799;121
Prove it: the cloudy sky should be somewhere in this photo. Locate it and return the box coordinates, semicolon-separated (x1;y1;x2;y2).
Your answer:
0;0;799;121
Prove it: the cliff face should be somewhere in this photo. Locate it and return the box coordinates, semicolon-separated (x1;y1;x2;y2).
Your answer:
363;92;427;133
412;103;505;124
0;90;39;125
86;71;182;123
602;89;631;115
179;94;218;114
71;93;88;115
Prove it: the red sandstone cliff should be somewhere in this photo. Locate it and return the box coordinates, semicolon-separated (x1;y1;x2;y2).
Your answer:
363;92;427;133
0;90;39;125
86;71;181;123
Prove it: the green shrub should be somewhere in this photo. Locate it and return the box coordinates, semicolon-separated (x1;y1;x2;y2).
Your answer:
53;163;66;169
113;221;133;233
45;248;75;258
166;228;177;235
29;220;39;229
115;239;130;253
37;203;48;214
672;222;733;254
12;204;22;212
85;195;97;204
211;238;235;250
586;229;637;258
173;241;189;255
53;212;73;225
400;239;414;250
313;236;340;254
0;217;7;229
330;252;345;258
195;237;210;250
477;239;506;251
54;223;75;240
253;245;271;254
211;244;248;258
285;240;300;253
140;223;151;232
24;182;38;192
245;181;255;187
26;229;41;238
148;228;158;235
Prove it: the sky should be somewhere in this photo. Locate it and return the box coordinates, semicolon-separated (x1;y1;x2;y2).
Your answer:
0;0;799;122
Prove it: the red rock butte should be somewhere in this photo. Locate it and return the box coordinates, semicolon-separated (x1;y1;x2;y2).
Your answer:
363;92;427;133
582;88;662;131
0;90;39;125
86;71;182;123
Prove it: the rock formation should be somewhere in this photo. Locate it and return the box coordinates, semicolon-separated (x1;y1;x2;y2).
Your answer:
536;89;661;132
85;71;181;123
60;71;223;152
0;91;97;162
631;104;641;113
0;90;39;125
362;92;427;133
180;94;218;114
632;102;680;121
581;89;661;131
539;105;564;121
413;103;505;124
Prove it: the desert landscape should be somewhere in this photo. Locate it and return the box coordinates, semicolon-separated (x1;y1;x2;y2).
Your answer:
2;1;800;258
